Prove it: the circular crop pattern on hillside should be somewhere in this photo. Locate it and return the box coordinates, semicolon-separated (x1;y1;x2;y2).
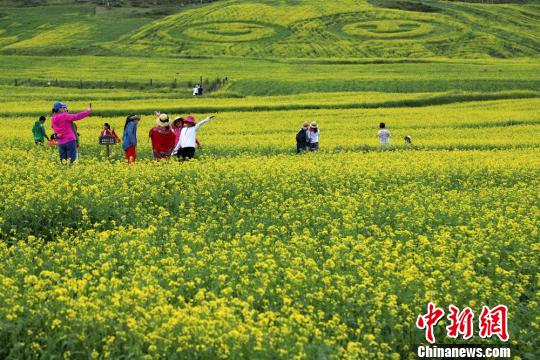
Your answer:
342;20;434;39
181;22;283;43
290;12;465;44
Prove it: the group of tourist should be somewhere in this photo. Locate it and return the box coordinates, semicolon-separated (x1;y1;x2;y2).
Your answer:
33;101;215;164
295;121;320;153
33;101;407;165
294;121;406;153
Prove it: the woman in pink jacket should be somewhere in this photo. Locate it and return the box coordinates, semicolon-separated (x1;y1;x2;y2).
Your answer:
51;101;92;164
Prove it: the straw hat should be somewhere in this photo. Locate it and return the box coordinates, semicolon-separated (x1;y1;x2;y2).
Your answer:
157;113;170;126
303;121;309;128
310;121;318;128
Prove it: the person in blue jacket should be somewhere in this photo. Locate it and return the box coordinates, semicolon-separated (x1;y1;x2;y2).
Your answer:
122;114;140;163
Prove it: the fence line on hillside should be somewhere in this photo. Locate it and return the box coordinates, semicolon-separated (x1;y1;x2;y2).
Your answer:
9;77;229;92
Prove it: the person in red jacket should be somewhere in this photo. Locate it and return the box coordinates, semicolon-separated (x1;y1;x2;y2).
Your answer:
100;123;120;143
149;113;176;160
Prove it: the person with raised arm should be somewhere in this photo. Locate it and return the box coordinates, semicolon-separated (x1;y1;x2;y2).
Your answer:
51;101;92;164
122;114;140;164
172;115;214;160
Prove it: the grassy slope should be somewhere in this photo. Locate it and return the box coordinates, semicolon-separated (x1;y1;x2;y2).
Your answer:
0;0;538;59
0;0;538;97
0;4;160;55
0;55;538;96
113;0;540;59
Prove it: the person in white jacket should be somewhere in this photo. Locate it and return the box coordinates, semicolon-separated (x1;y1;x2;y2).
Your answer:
377;122;391;147
173;115;214;160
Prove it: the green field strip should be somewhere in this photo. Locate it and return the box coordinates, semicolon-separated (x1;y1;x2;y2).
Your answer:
0;90;537;117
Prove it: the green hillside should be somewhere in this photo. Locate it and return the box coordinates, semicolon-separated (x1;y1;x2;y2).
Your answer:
0;0;539;59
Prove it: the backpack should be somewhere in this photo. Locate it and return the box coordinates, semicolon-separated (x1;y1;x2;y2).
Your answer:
296;129;306;143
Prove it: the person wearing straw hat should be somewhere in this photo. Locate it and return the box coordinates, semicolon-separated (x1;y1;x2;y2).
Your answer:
172;115;214;160
172;117;184;146
308;121;319;151
149;112;176;160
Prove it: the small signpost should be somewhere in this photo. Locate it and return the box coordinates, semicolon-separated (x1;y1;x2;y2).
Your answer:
99;135;117;158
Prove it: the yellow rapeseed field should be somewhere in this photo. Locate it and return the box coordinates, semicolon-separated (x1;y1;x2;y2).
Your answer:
0;95;538;358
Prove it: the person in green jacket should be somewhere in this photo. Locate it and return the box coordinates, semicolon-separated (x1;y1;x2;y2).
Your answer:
32;116;49;145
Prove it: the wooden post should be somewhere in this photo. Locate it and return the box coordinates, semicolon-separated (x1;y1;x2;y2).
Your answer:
106;144;110;158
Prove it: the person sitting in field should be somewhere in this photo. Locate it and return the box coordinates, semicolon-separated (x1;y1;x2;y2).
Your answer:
377;122;391;147
32;115;49;145
308;121;319;151
149;113;176;160
172;115;214;160
296;121;310;153
100;123;120;143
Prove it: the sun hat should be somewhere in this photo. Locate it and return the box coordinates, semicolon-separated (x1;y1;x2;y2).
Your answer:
157;113;170;126
303;121;309;127
185;116;196;124
310;121;318;128
172;117;184;127
53;101;67;111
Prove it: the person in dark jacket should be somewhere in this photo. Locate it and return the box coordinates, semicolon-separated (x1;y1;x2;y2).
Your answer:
296;121;310;153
